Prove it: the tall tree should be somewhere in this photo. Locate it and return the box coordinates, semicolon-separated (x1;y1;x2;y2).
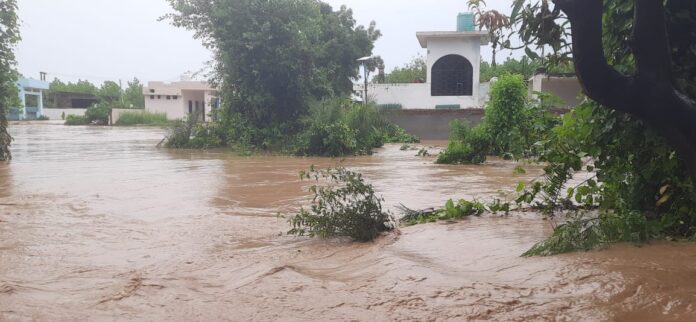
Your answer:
510;0;696;179
164;0;380;130
99;80;122;99
468;0;510;66
383;55;427;84
124;78;145;108
0;0;20;161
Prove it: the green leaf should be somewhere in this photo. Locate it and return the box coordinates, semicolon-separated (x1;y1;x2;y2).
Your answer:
516;181;525;192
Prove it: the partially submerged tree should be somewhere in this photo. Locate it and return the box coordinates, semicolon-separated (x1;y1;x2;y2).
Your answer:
164;0;381;134
511;0;696;180
0;0;20;161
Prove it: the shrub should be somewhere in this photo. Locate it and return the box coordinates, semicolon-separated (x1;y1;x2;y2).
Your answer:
295;98;418;156
436;120;489;164
164;114;223;149
84;102;111;124
116;111;169;126
484;74;528;156
64;115;88;126
288;166;394;242
382;123;420;143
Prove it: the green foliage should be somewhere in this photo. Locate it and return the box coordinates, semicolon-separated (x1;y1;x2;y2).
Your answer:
520;102;696;255
296;99;418;156
288;166;394;242
84;102;112;124
123;78;145;108
484;74;528;156
382;123;419;143
115;111;169;126
64;115;88;126
382;55;426;83
49;78;98;95
436;121;489;164
98;80;121;99
165;0;381;137
399;198;511;226
164;114;223;149
480;57;539;82
436;75;559;165
523;212;654;256
0;0;20;161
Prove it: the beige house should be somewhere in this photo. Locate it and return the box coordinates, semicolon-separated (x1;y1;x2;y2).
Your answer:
143;81;218;121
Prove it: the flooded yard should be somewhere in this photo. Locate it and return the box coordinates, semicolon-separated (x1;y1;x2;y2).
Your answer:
1;123;696;321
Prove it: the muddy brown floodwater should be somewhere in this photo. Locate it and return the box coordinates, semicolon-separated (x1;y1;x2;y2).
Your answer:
1;123;696;321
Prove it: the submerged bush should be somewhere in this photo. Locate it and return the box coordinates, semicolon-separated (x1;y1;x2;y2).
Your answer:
164;115;223;149
436;120;489;164
64;115;88;126
521;101;696;255
288;166;394;242
295;98;418;156
116;111;169;126
399;198;509;226
84;102;112;124
436;74;560;164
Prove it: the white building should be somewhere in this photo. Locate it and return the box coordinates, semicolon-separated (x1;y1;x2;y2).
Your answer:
365;14;489;110
143;81;218;121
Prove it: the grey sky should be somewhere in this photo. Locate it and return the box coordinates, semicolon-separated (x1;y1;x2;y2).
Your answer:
16;0;515;85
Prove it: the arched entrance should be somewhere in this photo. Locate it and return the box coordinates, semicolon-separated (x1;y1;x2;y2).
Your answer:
431;54;473;96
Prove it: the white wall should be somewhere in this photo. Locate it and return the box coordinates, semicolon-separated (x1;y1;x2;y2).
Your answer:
145;95;186;120
43;108;86;120
365;82;489;109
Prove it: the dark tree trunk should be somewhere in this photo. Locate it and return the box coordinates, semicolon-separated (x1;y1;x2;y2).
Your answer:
554;0;696;180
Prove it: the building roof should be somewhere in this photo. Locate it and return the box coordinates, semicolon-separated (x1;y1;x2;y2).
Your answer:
416;31;489;48
143;81;215;96
16;78;49;90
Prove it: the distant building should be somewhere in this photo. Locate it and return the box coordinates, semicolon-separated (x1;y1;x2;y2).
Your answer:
9;78;49;120
364;13;489;109
143;81;218;121
528;71;583;108
47;92;108;109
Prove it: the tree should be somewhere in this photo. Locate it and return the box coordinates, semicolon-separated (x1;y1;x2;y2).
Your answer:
0;0;20;161
511;0;696;180
468;0;510;66
98;80;122;99
164;0;380;137
383;55;427;84
124;78;145;108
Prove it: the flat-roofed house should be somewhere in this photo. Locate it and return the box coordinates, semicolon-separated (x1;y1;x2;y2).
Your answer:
10;78;50;120
143;81;218;121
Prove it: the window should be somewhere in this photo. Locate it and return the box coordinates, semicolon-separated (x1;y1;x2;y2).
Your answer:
431;54;473;96
157;95;161;99
188;100;193;114
150;89;155;93
166;95;171;100
150;95;155;100
172;95;178;100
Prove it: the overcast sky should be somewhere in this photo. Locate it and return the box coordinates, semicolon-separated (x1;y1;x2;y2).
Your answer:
16;0;514;85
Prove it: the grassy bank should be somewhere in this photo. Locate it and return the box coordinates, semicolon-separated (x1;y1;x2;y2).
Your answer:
115;111;169;126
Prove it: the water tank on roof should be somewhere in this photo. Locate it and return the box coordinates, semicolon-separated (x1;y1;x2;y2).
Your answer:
457;12;475;32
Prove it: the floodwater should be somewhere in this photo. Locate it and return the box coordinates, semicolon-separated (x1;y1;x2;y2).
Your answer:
1;123;695;321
